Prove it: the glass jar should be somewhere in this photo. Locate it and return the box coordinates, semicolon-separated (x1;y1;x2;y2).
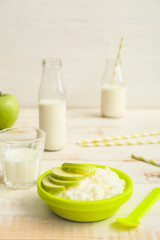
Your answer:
39;58;66;151
101;58;126;118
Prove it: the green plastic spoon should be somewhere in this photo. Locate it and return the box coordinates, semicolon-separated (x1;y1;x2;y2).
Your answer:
117;187;160;227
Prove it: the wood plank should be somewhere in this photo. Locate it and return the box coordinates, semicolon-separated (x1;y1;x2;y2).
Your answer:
0;108;160;239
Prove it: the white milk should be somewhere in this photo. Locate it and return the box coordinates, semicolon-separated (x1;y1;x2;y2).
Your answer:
101;85;126;118
39;99;66;151
2;148;40;186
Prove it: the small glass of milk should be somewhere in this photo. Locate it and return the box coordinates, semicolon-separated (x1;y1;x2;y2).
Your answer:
0;128;45;189
101;58;126;118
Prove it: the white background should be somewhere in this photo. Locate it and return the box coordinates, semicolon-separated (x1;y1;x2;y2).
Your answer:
0;0;160;108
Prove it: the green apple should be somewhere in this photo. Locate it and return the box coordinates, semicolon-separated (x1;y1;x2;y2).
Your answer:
62;162;97;176
48;174;80;187
51;167;86;181
0;92;20;130
42;176;65;192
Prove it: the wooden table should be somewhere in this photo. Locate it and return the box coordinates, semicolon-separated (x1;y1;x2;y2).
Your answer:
0;108;160;240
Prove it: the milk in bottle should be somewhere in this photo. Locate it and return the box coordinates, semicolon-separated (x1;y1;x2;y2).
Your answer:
101;59;126;118
39;58;66;151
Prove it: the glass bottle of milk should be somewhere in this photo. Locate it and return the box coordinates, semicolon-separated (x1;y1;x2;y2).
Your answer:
101;58;126;118
39;58;66;151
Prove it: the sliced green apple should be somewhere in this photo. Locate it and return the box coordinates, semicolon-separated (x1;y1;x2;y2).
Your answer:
42;176;65;192
51;167;86;181
62;162;93;168
62;162;97;176
48;174;80;187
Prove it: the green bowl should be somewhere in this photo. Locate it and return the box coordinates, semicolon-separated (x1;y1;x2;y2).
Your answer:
37;164;133;222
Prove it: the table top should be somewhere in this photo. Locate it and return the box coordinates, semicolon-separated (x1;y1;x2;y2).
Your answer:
0;108;160;240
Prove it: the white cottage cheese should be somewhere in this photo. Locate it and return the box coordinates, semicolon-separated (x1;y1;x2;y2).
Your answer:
55;167;126;201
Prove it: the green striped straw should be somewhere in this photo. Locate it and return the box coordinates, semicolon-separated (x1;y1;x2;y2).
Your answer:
77;131;160;145
80;139;160;147
111;37;124;85
131;154;160;167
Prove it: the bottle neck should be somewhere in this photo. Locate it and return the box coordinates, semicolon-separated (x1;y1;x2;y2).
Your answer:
102;58;125;86
39;58;66;101
42;58;62;67
42;58;62;84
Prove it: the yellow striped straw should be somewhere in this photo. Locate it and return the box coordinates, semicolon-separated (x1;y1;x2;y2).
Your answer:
79;139;160;147
111;37;124;85
77;131;160;145
131;154;160;167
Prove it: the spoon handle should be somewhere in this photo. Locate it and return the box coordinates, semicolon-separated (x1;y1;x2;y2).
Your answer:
129;188;160;221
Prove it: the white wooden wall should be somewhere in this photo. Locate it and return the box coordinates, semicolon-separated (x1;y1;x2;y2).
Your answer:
0;0;160;107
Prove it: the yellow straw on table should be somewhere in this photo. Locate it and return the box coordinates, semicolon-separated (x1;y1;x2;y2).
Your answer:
111;37;124;85
77;131;160;145
79;139;160;147
131;154;160;167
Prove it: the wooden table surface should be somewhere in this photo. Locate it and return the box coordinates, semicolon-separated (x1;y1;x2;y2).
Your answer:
0;108;160;240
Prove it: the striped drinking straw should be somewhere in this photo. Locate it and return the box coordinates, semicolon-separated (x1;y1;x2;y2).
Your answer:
111;37;124;85
131;154;160;168
80;139;160;147
77;131;160;145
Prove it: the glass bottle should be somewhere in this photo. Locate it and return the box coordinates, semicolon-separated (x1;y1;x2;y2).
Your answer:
39;58;66;151
101;58;126;118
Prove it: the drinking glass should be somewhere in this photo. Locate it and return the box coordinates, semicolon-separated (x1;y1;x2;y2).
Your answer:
0;128;45;189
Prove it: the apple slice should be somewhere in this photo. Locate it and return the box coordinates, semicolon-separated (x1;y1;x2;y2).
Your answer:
51;167;86;181
62;162;97;176
42;176;65;192
62;162;93;168
48;174;80;187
